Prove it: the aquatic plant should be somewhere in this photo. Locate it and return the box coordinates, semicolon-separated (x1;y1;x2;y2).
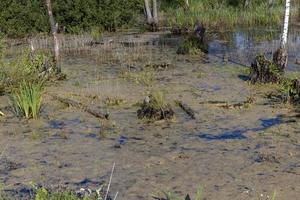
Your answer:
10;82;43;119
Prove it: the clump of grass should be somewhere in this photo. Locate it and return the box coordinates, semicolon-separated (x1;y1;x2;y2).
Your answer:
10;82;43;119
119;69;154;86
137;90;175;121
104;97;125;107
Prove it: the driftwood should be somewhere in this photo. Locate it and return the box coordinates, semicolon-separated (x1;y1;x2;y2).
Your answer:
199;98;255;109
52;95;109;119
176;100;196;119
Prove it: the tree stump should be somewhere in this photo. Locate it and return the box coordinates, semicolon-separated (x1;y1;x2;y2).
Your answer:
137;96;174;121
250;55;283;84
288;79;300;104
273;47;288;71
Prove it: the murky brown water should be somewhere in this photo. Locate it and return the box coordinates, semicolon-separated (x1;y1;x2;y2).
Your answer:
0;29;300;199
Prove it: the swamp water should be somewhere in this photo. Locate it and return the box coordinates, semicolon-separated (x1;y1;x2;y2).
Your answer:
0;28;300;199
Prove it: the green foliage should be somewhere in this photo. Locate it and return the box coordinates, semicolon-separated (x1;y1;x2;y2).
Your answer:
10;82;43;119
177;35;208;55
0;50;52;92
0;0;143;37
0;0;49;37
166;0;288;32
34;187;85;200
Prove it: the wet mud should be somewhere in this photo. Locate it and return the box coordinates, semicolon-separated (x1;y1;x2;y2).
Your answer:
0;29;300;199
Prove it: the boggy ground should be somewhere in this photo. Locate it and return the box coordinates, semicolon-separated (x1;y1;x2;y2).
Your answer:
0;32;300;200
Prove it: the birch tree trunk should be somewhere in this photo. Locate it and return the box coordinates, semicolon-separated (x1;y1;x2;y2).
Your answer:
280;0;290;49
144;0;153;24
152;0;158;25
273;0;290;70
244;0;250;8
185;0;189;8
46;0;61;73
268;0;273;6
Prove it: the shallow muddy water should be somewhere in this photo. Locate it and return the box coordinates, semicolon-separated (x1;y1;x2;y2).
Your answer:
1;28;300;199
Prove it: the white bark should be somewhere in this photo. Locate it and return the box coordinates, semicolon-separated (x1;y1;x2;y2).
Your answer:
144;0;153;24
153;0;158;24
185;0;189;8
281;0;290;49
46;0;60;72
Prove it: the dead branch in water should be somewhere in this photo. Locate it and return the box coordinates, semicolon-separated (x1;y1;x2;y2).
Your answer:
199;97;255;109
175;100;196;119
51;94;109;119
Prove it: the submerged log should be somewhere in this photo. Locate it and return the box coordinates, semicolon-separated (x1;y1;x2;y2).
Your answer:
250;55;283;84
52;95;109;119
176;100;196;119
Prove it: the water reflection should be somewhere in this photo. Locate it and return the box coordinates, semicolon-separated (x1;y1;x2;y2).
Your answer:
207;27;300;70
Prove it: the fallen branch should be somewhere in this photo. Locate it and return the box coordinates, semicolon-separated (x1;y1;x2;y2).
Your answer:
51;95;109;119
199;98;255;109
175;100;196;119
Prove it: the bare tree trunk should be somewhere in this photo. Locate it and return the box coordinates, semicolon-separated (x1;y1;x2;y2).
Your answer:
244;0;250;8
268;0;273;6
46;0;60;73
273;0;290;70
185;0;189;8
144;0;153;24
152;0;158;25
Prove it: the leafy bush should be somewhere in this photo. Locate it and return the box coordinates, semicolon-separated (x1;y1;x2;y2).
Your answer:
0;50;53;92
0;0;143;37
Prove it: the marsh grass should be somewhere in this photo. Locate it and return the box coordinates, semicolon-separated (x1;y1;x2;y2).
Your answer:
148;90;166;110
166;0;298;32
119;69;154;86
10;82;43;119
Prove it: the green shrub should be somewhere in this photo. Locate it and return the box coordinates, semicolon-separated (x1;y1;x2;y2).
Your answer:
0;0;143;37
10;82;43;119
0;50;51;92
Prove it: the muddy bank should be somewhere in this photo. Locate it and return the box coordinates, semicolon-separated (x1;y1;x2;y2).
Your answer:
0;31;300;199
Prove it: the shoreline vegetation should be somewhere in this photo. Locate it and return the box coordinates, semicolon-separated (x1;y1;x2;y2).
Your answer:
0;0;298;38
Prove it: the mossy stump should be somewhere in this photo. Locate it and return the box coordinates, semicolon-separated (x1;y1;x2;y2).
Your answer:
288;79;300;104
176;21;207;55
137;95;174;121
250;55;283;84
